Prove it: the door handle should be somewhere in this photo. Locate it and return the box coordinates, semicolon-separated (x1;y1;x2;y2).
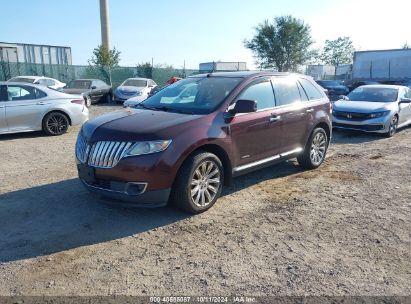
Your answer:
37;101;45;105
306;108;314;113
269;114;281;122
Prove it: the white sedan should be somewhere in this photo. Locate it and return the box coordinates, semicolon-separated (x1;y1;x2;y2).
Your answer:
8;76;66;90
0;82;88;136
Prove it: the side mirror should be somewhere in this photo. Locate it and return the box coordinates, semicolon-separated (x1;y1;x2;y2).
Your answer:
231;99;257;114
399;97;411;104
91;86;97;90
339;95;349;101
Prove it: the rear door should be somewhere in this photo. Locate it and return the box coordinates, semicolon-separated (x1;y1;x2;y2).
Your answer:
90;80;104;102
229;77;282;167
5;85;47;131
271;77;310;154
0;85;8;133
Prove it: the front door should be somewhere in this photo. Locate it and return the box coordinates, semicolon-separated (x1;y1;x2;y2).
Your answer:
399;87;411;125
0;85;8;133
229;78;282;167
5;84;46;131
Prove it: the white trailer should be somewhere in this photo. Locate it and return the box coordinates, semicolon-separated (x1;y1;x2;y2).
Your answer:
199;62;247;73
352;49;411;80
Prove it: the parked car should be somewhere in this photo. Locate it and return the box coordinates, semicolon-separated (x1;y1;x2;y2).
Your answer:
8;76;66;90
75;71;331;213
332;85;411;137
344;80;380;92
62;79;112;107
316;80;349;101
0;82;88;136
115;78;157;105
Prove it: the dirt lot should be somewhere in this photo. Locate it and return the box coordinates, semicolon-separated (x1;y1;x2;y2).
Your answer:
0;104;410;296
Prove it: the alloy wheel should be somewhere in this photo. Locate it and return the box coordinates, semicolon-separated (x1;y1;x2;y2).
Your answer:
310;132;327;166
389;116;398;136
190;160;221;207
46;113;68;135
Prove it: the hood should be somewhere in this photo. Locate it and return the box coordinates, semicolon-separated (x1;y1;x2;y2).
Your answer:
62;88;88;94
333;100;392;112
82;108;204;142
116;86;145;93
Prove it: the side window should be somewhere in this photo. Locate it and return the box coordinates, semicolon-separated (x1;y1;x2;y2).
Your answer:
7;85;37;101
273;78;302;106
407;88;411;99
99;80;107;87
38;79;48;86
46;79;55;86
91;81;97;88
297;82;309;101
398;88;406;99
299;78;325;100
36;88;47;99
236;80;275;111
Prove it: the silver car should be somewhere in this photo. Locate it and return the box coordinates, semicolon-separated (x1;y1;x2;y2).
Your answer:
332;85;411;137
114;78;157;104
0;82;89;136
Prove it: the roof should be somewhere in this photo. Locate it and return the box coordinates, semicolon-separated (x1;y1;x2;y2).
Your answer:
359;84;405;89
9;75;44;79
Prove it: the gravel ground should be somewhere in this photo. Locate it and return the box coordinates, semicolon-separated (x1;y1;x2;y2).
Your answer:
0;104;410;296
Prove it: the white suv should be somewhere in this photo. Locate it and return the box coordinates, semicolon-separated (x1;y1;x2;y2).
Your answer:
8;76;66;90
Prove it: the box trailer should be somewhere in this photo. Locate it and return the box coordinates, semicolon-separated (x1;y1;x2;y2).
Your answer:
352;49;411;80
199;62;247;73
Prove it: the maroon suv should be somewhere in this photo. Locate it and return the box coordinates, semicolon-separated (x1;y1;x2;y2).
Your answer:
76;72;331;213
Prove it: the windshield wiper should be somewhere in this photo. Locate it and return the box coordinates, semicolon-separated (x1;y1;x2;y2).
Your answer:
135;103;155;110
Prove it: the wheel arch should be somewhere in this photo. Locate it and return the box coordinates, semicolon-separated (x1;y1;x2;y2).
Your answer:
177;143;233;186
42;109;72;126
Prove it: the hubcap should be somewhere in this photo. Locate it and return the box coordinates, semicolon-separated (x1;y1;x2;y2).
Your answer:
47;114;67;135
190;161;221;207
310;132;327;166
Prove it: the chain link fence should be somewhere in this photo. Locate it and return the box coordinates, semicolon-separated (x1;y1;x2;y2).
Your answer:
0;61;199;88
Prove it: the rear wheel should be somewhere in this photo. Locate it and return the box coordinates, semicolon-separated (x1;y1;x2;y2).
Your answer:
84;96;91;107
171;152;224;214
297;127;329;169
42;112;69;136
385;115;398;138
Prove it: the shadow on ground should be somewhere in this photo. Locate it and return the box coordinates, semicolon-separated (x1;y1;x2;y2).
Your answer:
0;161;303;263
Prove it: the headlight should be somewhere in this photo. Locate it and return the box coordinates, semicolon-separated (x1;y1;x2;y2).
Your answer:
369;111;390;118
126;140;172;156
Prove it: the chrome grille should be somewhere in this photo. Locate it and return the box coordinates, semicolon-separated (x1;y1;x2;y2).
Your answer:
87;141;133;168
75;133;89;163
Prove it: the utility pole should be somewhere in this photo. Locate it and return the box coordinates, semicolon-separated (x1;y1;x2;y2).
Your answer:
100;0;110;49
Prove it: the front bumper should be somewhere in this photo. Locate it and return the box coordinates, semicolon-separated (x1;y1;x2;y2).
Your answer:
80;178;170;207
114;92;139;103
332;115;390;133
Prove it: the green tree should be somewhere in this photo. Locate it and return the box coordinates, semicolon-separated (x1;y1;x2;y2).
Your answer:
403;42;410;49
244;15;315;72
320;37;355;77
88;45;121;85
136;62;153;79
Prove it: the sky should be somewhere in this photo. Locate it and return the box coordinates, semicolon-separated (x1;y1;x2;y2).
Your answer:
0;0;410;69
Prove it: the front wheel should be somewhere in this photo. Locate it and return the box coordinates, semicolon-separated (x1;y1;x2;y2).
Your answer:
42;112;69;136
297;127;329;169
171;152;224;214
385;115;398;138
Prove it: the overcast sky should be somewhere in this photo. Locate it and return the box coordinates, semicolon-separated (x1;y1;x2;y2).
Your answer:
0;0;410;69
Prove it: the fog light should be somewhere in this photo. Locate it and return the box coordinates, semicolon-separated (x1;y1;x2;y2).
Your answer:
125;182;147;195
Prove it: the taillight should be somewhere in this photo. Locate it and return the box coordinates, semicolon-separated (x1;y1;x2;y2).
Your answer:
71;99;84;105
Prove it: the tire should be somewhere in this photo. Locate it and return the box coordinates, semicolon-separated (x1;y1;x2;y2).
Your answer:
385;115;398;138
84;96;91;107
171;151;224;214
42;112;70;136
105;93;113;103
297;127;329;169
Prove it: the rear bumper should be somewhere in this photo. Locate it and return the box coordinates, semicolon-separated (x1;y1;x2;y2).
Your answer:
80;178;171;207
71;107;89;126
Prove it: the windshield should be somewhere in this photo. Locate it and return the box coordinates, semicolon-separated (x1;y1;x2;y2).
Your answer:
122;79;147;87
318;80;342;87
9;77;36;83
347;87;398;102
66;80;91;89
139;77;242;114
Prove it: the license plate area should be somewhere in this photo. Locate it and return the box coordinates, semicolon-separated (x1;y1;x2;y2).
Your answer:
77;164;96;184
